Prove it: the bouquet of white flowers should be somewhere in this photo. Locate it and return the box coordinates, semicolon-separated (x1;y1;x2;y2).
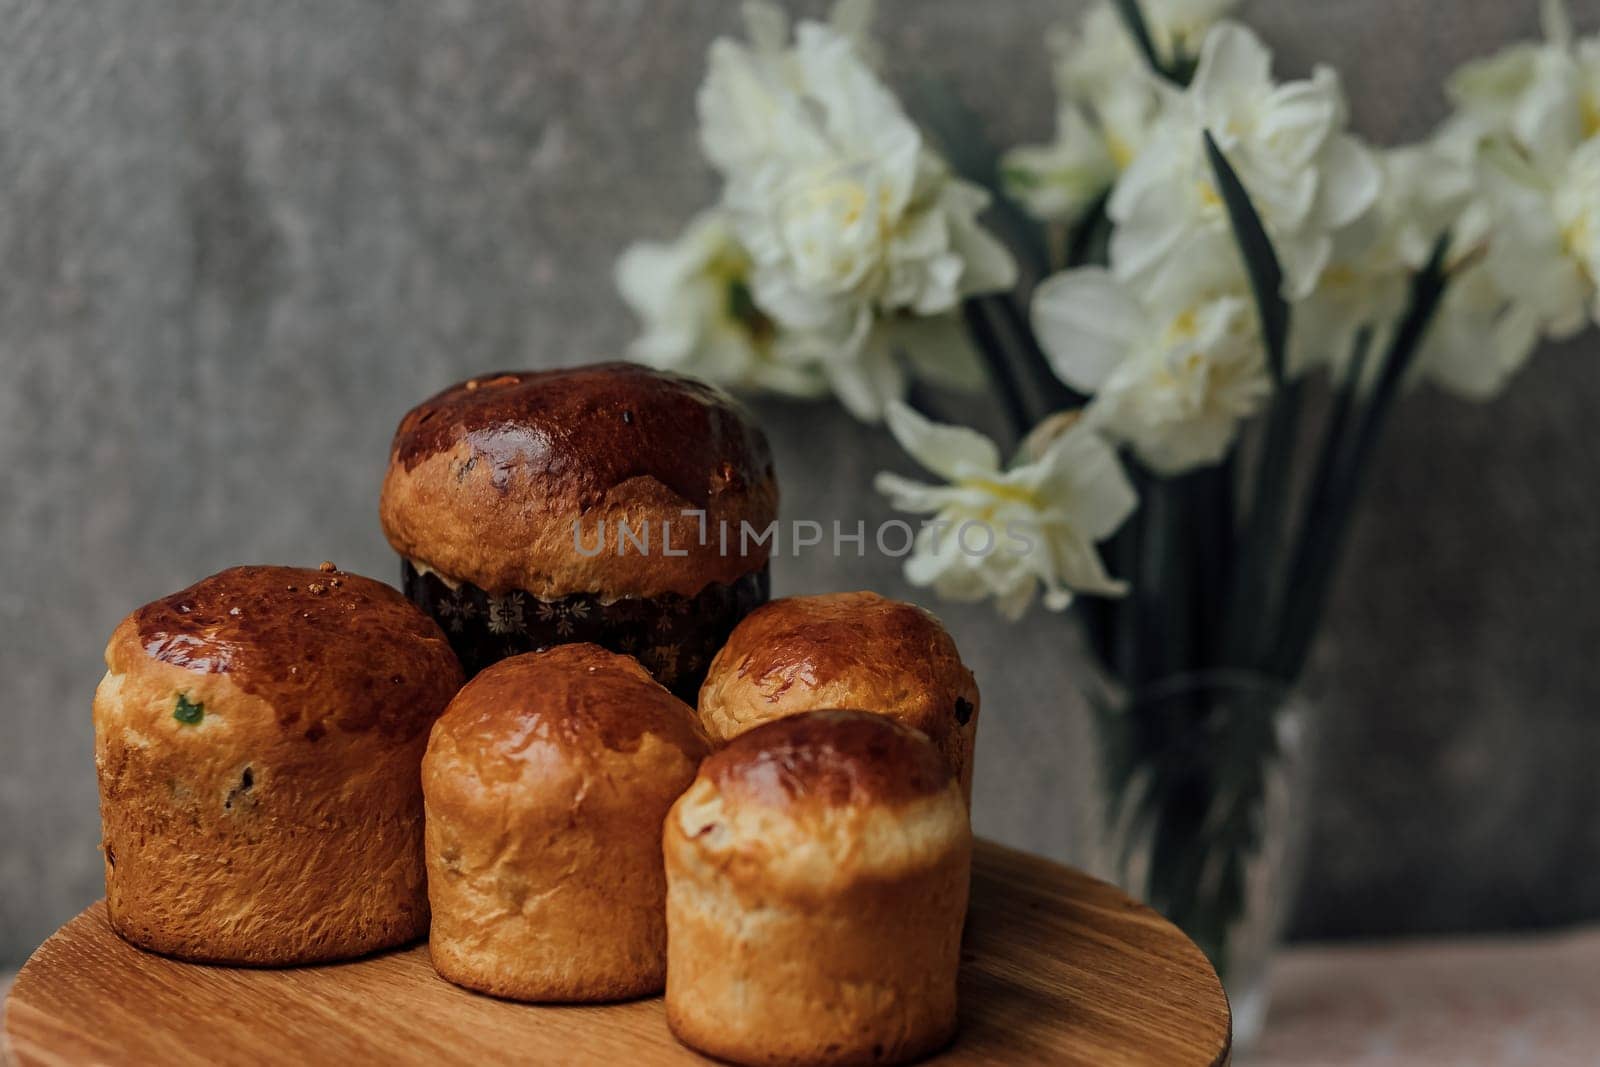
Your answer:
618;0;1598;1031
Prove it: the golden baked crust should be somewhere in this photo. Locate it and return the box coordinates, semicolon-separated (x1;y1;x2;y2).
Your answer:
698;708;951;815
94;564;464;964
698;592;980;801
665;711;971;1065
379;364;778;599
422;644;709;1001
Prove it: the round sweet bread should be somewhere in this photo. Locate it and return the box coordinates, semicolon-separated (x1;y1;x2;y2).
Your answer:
664;710;972;1065
379;363;777;697
93;563;463;965
699;591;980;801
422;643;710;1001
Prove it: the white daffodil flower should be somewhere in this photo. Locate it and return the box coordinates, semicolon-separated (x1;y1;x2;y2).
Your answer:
615;211;829;397
771;308;992;427
698;1;884;179
1140;0;1244;68
1445;43;1545;143
1001;105;1119;225
697;12;1016;420
1051;2;1145;103
1561;137;1600;291
991;0;1243;230
1053;0;1238;83
1291;144;1476;379
1108;22;1381;301
1031;233;1270;474
1480;136;1600;339
1437;0;1599;340
874;402;1137;620
739;0;879;64
1001;5;1167;225
1444;0;1599;155
1418;261;1543;401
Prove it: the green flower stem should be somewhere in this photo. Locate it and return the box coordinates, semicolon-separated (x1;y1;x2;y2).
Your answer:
1130;461;1164;687
1066;194;1113;268
1082;594;1118;680
961;299;1033;445
1154;475;1198;680
1268;335;1370;679
1228;380;1305;667
1080;461;1143;687
988;292;1084;413
1094;676;1283;980
1113;0;1178;85
1270;240;1452;680
1188;456;1236;672
1085;460;1153;688
1205;133;1290;386
1202;127;1296;673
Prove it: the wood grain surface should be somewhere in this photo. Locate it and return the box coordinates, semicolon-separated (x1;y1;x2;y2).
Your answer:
2;840;1230;1066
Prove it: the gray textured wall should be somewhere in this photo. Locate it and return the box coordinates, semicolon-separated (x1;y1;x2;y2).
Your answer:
2;0;1597;967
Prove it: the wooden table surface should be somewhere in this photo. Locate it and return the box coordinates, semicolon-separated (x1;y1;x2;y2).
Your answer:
2;839;1230;1066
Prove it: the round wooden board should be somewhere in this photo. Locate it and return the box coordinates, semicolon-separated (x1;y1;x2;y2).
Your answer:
2;840;1229;1066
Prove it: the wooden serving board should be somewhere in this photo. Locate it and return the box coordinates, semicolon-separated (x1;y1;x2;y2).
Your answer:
2;840;1230;1066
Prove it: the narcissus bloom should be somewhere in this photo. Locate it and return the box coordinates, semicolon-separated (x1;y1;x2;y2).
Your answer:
616;211;830;397
1417;261;1543;401
1001;4;1163;224
1109;22;1380;300
1478;138;1600;340
1032;232;1270;475
1291;143;1476;380
875;403;1136;619
696;6;1015;419
1002;104;1120;226
1442;0;1600;341
1138;0;1245;68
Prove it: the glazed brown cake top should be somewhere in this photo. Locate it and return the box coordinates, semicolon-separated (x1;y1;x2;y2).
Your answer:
379;363;779;598
390;364;772;510
700;710;952;811
115;564;463;741
430;643;710;769
698;591;978;746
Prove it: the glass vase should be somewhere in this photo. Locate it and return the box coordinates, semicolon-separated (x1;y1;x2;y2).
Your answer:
1061;661;1315;1050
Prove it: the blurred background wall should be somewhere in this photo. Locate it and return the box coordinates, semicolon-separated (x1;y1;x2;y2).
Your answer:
2;0;1597;968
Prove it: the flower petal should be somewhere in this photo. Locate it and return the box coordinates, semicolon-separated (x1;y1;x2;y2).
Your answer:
1192;22;1274;122
873;471;960;513
1000;106;1116;224
1257;70;1341;170
1035;426;1140;541
821;341;904;422
883;400;1002;479
891;314;988;392
1031;268;1147;392
1316;135;1383;230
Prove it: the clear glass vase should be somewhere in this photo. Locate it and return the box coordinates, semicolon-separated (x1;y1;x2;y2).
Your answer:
1061;659;1315;1051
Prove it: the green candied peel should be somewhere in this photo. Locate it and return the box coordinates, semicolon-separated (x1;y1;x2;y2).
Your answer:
173;693;205;725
